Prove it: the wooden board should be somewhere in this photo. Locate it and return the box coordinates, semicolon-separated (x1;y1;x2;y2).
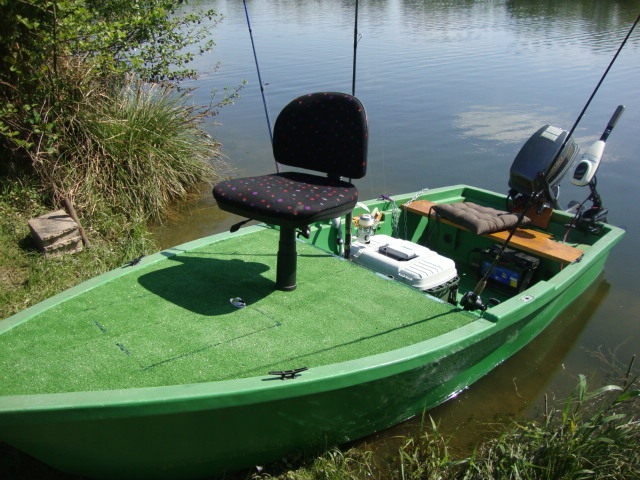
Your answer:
404;200;583;265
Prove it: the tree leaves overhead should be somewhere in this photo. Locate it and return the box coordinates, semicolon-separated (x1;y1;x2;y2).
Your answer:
1;0;223;175
1;0;221;84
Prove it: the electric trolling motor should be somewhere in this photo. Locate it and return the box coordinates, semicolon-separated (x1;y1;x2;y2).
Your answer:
568;105;625;234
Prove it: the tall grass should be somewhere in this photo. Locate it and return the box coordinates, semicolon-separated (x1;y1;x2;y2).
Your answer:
249;372;639;480
464;372;640;479
34;77;224;222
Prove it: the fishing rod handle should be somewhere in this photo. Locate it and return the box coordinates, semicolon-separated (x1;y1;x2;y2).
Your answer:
601;104;625;141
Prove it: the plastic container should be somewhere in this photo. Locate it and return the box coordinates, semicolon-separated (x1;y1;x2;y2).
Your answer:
350;235;458;291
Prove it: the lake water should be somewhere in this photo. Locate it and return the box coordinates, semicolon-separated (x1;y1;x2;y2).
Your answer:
156;0;640;456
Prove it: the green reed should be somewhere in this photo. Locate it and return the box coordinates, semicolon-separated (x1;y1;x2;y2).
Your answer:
250;370;639;480
35;77;224;223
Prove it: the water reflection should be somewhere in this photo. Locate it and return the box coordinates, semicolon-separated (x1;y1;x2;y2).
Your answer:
506;0;640;49
358;275;612;458
454;104;557;144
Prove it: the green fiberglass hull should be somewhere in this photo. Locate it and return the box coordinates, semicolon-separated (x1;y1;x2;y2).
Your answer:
0;186;624;479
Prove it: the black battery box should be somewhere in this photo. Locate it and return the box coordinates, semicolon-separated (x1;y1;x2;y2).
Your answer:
475;245;539;295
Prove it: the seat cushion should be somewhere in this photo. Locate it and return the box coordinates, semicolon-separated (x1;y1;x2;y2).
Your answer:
432;202;530;235
213;171;358;228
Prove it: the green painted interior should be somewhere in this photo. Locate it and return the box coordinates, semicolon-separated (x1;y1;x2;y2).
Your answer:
0;227;476;396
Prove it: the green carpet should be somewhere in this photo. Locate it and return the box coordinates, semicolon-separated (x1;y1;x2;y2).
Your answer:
0;228;476;396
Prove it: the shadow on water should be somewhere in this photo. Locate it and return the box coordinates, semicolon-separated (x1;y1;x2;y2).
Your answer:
136;253;274;315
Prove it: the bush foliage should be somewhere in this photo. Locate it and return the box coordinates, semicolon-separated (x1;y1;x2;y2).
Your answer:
1;0;231;219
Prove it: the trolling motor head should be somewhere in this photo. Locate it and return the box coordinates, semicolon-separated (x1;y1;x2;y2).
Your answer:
571;105;625;187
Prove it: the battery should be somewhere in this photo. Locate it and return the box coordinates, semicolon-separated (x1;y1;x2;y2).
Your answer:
479;245;539;295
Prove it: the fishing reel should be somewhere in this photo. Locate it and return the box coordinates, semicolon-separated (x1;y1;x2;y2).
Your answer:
460;290;501;311
460;291;487;311
353;208;381;243
356;214;376;242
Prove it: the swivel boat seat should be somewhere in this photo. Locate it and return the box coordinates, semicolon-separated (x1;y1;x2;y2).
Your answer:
212;92;368;291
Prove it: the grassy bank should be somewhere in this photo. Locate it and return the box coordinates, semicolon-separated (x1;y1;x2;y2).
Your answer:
0;177;156;320
0;74;227;321
247;373;639;480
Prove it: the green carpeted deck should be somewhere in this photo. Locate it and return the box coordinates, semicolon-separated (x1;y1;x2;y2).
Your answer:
0;227;477;396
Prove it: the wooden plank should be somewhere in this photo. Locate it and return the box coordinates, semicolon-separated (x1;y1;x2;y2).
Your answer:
403;200;583;265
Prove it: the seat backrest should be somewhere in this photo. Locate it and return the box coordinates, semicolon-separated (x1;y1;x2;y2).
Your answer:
272;92;368;179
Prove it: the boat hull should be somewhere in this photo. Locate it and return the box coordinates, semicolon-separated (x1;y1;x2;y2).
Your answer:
0;186;623;479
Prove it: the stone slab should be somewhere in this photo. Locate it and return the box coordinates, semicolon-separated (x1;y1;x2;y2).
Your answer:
28;210;83;255
43;234;83;257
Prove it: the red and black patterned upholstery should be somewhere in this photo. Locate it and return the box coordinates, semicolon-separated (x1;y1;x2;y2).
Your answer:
212;92;368;291
273;92;367;179
212;172;358;228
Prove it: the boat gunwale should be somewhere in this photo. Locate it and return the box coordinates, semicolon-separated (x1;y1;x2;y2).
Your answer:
0;316;497;420
0;185;624;421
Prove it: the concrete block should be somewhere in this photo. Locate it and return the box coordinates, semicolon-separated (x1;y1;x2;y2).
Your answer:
28;210;84;257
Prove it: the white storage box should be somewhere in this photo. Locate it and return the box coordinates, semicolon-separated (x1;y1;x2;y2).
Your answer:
350;235;457;291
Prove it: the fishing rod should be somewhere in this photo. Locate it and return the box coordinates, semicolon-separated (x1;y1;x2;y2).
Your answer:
344;0;362;258
243;0;279;172
542;11;640;210
461;11;640;312
352;0;360;96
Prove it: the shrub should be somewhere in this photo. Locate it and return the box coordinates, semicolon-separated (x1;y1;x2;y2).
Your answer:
1;0;236;219
35;77;225;221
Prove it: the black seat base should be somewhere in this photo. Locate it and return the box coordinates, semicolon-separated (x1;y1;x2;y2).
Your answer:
277;226;297;291
213;172;360;291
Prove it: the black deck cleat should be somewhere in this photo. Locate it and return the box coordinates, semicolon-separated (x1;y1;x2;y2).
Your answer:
124;255;144;267
268;367;308;380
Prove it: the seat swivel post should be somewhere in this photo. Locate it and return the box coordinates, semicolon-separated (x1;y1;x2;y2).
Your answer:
276;226;297;291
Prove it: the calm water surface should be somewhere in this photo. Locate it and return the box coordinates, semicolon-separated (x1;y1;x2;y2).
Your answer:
155;0;640;458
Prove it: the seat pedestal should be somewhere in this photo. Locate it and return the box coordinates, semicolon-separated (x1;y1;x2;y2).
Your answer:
277;227;297;291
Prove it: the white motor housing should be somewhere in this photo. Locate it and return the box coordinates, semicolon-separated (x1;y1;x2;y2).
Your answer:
350;235;457;291
571;140;605;186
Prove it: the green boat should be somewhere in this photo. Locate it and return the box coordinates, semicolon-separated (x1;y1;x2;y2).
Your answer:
0;93;625;479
